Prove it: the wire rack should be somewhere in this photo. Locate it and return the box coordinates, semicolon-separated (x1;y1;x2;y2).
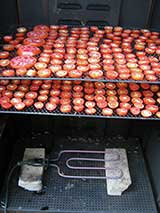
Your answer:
0;25;160;84
0;106;159;120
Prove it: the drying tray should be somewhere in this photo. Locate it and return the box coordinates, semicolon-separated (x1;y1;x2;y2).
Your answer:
0;107;160;120
0;135;157;213
0;26;160;84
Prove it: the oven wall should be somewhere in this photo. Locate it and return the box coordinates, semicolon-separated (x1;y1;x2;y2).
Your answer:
1;0;160;31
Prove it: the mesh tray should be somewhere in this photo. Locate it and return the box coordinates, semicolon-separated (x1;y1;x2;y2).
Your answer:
0;25;160;84
0;106;160;120
0;136;157;213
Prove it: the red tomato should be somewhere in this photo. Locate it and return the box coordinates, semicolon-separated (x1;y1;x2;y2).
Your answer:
45;102;57;111
10;97;21;105
85;94;94;101
143;97;156;105
85;108;96;114
89;70;103;79
10;56;36;69
0;51;9;59
97;100;108;109
156;112;160;118
0;59;10;67
37;95;48;102
14;102;25;110
60;98;71;105
49;96;60;105
120;102;131;110
73;85;83;92
73;105;84;112
37;69;51;78
131;72;144;81
117;88;128;95
3;44;14;51
95;94;106;102
60;104;72;113
84;87;95;94
116;108;128;116
73;98;84;106
107;96;118;102
2;90;13;98
3;35;13;42
1;102;12;109
134;102;144;109
146;105;158;114
2;69;15;77
130;91;142;98
108;101;119;109
142;90;154;97
55;70;68;77
105;71;118;80
30;85;39;91
23;99;34;107
16;68;27;76
130;107;140;116
17;45;41;56
106;89;117;96
50;89;60;97
129;83;140;91
34;102;44;109
14;91;25;99
150;85;159;92
141;109;152;118
39;89;49;95
119;95;130;103
95;82;105;89
102;108;113;116
140;83;150;90
85;101;96;108
73;92;83;98
34;62;47;70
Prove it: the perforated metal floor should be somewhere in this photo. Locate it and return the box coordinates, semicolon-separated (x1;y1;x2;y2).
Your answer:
0;136;157;213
